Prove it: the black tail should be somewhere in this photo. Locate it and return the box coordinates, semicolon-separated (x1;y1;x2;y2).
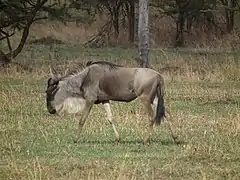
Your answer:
155;83;165;125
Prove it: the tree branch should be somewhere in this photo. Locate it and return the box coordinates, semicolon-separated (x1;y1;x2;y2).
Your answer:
0;29;15;41
7;0;48;58
32;16;48;22
6;35;12;56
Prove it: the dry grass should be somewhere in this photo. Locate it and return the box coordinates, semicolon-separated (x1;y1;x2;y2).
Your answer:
0;42;240;179
0;8;240;179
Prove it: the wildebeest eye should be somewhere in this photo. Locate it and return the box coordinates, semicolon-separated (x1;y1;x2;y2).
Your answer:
46;79;59;94
52;81;59;87
48;78;59;86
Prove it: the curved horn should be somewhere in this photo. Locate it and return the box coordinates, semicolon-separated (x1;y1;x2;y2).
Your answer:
64;68;69;76
49;66;57;79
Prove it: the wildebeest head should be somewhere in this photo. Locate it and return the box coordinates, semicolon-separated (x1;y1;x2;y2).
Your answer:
45;67;63;114
45;67;87;115
45;61;120;115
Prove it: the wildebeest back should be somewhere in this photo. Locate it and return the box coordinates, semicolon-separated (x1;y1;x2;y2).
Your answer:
98;68;138;102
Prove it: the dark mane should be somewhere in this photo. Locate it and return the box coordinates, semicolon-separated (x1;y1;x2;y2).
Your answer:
86;60;122;69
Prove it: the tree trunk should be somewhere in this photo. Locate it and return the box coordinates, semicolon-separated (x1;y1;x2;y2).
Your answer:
107;1;121;41
134;1;139;43
138;0;149;68
128;0;135;43
225;8;230;31
223;0;236;33
227;0;237;32
175;10;185;47
113;5;120;40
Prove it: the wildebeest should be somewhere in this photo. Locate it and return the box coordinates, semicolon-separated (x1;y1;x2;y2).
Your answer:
45;61;179;145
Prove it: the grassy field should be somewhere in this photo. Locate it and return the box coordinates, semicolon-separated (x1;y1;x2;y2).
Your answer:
0;44;240;180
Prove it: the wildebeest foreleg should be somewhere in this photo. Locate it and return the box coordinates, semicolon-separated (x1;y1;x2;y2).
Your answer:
103;102;120;144
74;104;93;143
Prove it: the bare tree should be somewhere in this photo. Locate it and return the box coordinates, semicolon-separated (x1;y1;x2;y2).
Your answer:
0;0;73;58
138;0;149;68
220;0;237;32
0;0;49;58
125;0;135;43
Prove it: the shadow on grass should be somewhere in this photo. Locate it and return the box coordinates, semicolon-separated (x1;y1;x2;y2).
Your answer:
171;96;239;105
72;138;187;146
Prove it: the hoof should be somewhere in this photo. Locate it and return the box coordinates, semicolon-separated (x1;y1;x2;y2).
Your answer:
143;139;150;146
143;142;150;146
173;136;181;144
116;139;120;145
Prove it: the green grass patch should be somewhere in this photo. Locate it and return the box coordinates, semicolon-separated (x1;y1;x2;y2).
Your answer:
0;45;240;179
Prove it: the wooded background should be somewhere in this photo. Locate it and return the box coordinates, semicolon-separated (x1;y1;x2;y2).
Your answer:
1;0;240;67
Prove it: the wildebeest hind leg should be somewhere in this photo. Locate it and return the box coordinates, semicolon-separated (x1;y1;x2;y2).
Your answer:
165;106;180;144
74;104;93;143
103;102;120;144
140;96;154;145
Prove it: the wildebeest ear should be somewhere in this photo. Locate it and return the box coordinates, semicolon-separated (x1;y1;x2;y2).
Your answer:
49;66;63;80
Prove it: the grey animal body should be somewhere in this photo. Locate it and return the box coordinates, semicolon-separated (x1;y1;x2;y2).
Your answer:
45;61;179;145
